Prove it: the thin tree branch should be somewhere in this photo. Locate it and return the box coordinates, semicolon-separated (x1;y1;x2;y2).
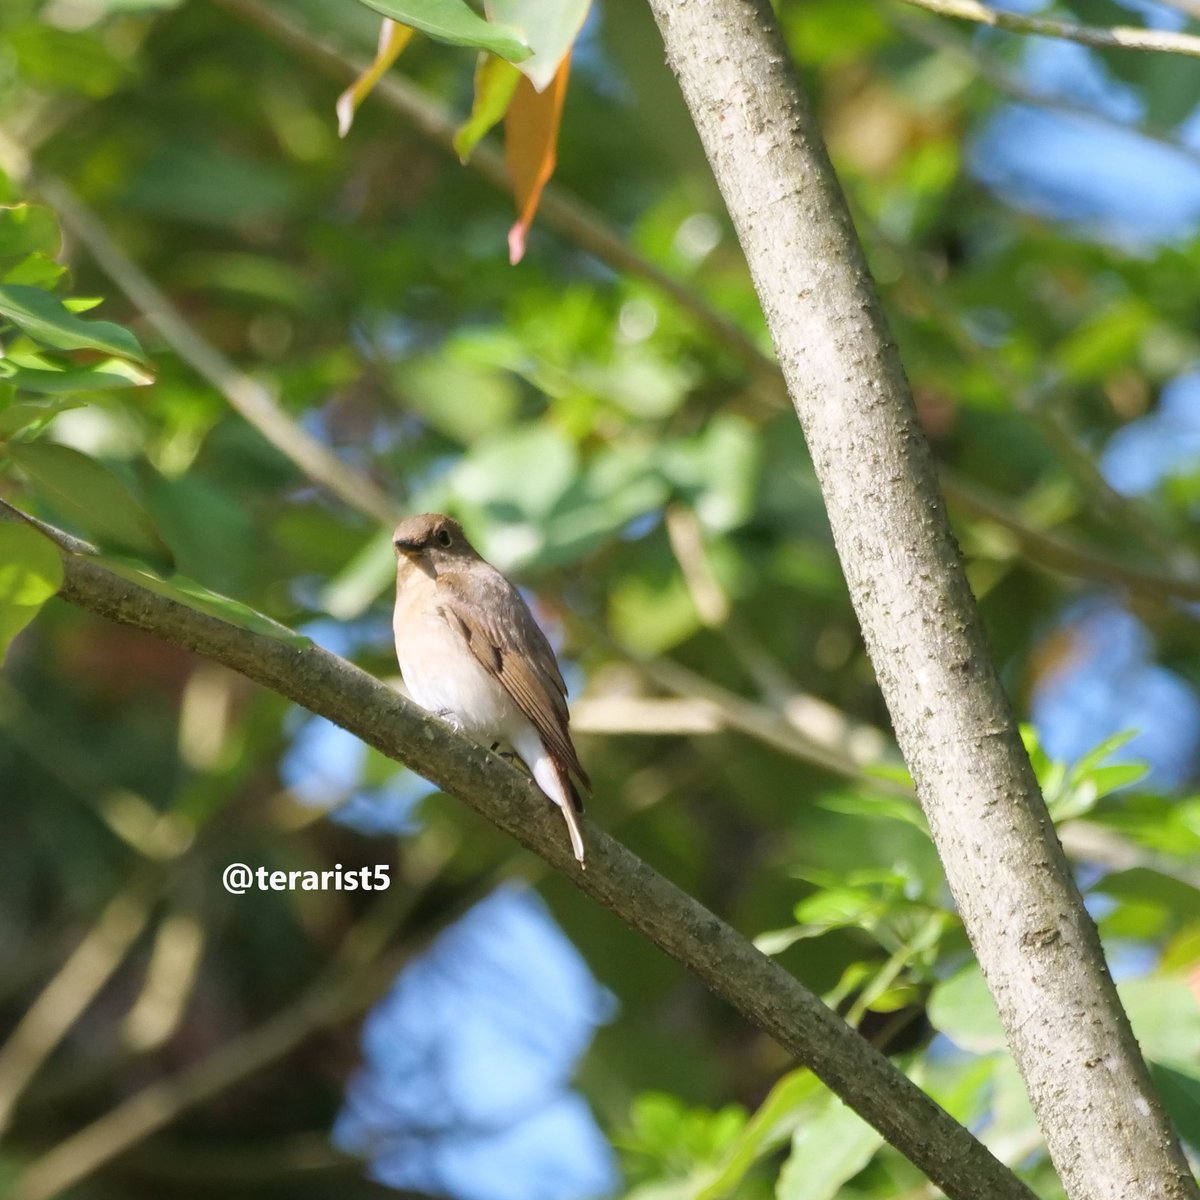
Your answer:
641;2;1196;1199
10;858;448;1200
943;470;1200;605
23;172;400;527
887;2;1200;171
0;869;162;1135
899;0;1200;58
0;501;1034;1200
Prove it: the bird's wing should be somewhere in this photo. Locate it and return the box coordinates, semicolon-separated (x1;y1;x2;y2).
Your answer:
436;570;590;792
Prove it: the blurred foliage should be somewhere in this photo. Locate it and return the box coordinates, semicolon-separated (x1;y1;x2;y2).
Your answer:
2;0;1200;1198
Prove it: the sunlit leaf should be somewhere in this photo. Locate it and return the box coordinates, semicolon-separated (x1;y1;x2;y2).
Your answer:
455;54;522;162
0;357;154;395
928;965;1004;1054
0;520;63;663
487;0;591;91
98;558;312;647
0;285;147;362
8;442;173;569
504;55;570;264
694;1070;820;1200
0;398;86;438
7;25;129;98
337;19;416;138
2;253;69;288
776;1093;884;1200
355;0;529;60
0;205;61;260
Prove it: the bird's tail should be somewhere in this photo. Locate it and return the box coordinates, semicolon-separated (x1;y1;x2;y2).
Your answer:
517;732;588;868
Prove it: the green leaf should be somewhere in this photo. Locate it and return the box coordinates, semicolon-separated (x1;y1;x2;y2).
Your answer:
8;25;130;98
776;1093;884;1200
694;1069;820;1199
793;887;879;931
1053;298;1152;382
0;521;63;663
8;442;173;569
1122;975;1200;1065
0;205;61;260
453;423;577;522
928;965;1004;1053
0;357;154;395
1086;761;1149;798
97;559;312;648
662;415;760;531
320;526;396;620
1148;1062;1200;1152
1093;868;1200;920
354;0;530;61
0;398;86;438
817;791;929;834
486;0;591;90
455;54;522;162
1071;728;1138;780
2;253;69;288
0;285;148;362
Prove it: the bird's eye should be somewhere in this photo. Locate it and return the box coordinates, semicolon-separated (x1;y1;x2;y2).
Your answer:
436;528;452;548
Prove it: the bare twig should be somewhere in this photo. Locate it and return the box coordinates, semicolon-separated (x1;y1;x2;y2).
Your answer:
10;837;460;1200
944;471;1200;605
0;869;162;1134
887;2;1200;171
899;0;1200;58
26;173;400;527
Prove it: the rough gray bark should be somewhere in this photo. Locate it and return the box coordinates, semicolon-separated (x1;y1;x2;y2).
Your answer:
4;503;1034;1200
642;2;1198;1198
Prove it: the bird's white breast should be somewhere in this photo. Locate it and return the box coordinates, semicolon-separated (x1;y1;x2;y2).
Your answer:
393;567;525;741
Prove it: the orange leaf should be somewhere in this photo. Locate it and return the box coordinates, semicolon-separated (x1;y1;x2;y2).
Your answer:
503;53;570;265
336;20;416;138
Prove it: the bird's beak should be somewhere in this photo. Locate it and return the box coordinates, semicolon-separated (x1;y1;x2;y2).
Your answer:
393;538;424;554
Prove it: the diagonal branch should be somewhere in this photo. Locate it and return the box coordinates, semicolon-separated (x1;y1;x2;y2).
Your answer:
887;1;1200;171
0;869;162;1136
900;0;1200;58
29;174;400;527
0;501;1034;1200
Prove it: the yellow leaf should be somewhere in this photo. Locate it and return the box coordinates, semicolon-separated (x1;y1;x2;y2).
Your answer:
454;53;522;164
503;53;570;265
336;20;416;138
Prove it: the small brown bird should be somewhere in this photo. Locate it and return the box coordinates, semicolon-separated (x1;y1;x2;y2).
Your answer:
391;513;590;865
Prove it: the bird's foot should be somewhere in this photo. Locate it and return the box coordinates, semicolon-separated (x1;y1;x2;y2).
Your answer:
488;742;523;768
435;708;464;733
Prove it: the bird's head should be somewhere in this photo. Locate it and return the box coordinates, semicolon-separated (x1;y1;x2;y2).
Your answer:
392;513;475;574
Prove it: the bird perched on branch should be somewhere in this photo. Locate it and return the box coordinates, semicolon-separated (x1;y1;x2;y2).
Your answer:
391;513;590;866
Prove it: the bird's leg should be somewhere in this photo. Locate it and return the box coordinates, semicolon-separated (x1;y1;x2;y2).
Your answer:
489;741;527;771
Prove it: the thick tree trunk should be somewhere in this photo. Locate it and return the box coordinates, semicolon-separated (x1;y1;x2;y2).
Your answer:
642;2;1198;1198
